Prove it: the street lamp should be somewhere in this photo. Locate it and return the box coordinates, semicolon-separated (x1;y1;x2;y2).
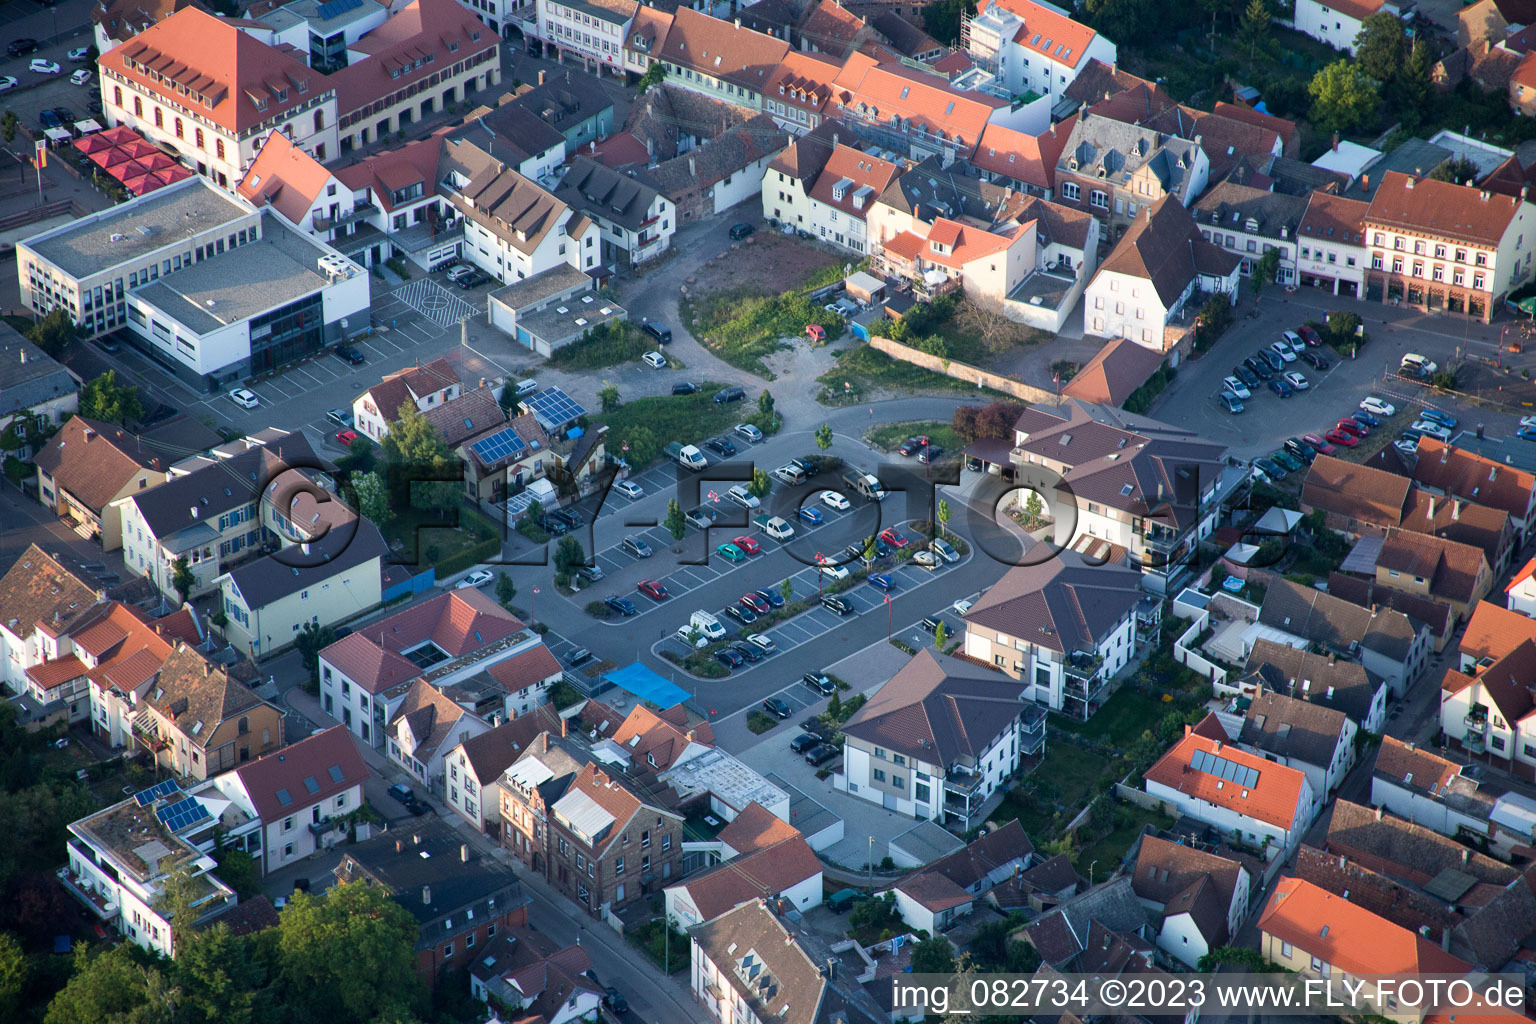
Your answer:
884;593;892;640
531;585;540;625
1088;859;1098;885
868;835;874;889
816;552;825;596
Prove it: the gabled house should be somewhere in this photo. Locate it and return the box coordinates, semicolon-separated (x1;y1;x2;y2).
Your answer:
0;328;78;458
1373;528;1493;623
1461;598;1536;669
0;544;109;697
451;96;568;184
656;7;791;110
137;642;284;780
832;54;1011;161
353;358;463;442
1191;180;1307;285
458;410;556;504
961;553;1142;717
205;724;368;875
1258;577;1433;696
1240;638;1390;734
421;387;509;453
636;113;788;224
387;678;493;789
664;831;822;927
33;417;171;551
1143;714;1318;854
838;649;1040;829
544;762;685;916
334;818;530;982
762;125;901;255
1297;190;1369;297
884;821;1033;932
689;898;846;1024
1410;437;1536;544
1054;113;1209;238
963;0;1117;107
760;51;841;134
532;0;636;78
468;927;602;1024
972;118;1076;198
1507;558;1536;616
1130;833;1251;968
237;130;352;241
1326;573;1458;655
93;0;208;53
442;704;562;836
331;132;457;273
1325;797;1516;890
73;601;189;745
1440;636;1536;777
1237;690;1358;797
1294;0;1402;55
498;730;586;869
1084;195;1240;351
1022;876;1150;969
1369;734;1494;841
555;156;674;267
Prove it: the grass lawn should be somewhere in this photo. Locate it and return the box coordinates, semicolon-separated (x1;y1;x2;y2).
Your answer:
1074;804;1175;880
546;320;652;371
817;345;1012;404
597;387;741;468
384;504;501;577
864;420;961;454
681;286;843;379
628;919;689;973
994;744;1110;840
1055;690;1167;746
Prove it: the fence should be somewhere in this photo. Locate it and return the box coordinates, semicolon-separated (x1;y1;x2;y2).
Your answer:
867;336;1061;403
1115;783;1173;814
1172;608;1229;689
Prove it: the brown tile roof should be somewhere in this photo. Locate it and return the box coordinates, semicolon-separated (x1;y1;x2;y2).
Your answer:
321;590;525;693
963;552;1142;655
484;644;563;696
317;631;419;695
450;159;577;258
92;0;208;41
806;144;900;223
1212;101;1298;154
1324;573;1456;641
1243;637;1385;724
1400;489;1511;564
1462;600;1536;664
1378;528;1489;605
1062;59;1167;110
560;763;657;856
798;0;869;56
1300;453;1411;526
424;387;508;449
1060;337;1166;406
1313;0;1387;20
895;869;973;911
1259;876;1471;975
328;0;498;117
0;544;105;641
673;835;822;921
626;4;674;56
102;8;322;136
920;820;1034;890
841;649;1027;764
717;801;801;855
1364;170;1525;247
208;894;281;937
1258;577;1421;665
1326;799;1518;887
1293;844;1457;936
690;899;827;1024
1372;735;1465;801
1163;874;1230;946
233;725;367;822
334;133;447;213
388;678;475;761
453;706;562;783
659;7;790;92
26;655;88;690
973;117;1075;192
1299;190;1368;246
1144;714;1310;830
1411;437;1536;524
146;642;272;746
1238;690;1351;769
1097;196;1240;307
612;704;710;772
31;417;172;515
1132;834;1245;908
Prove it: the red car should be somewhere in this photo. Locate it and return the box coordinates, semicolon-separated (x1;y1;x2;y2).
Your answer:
1303;433;1337;455
1324;429;1359;447
1335;418;1368;438
1297;325;1323;347
740;593;771;614
637;579;669;600
733;535;761;556
878;527;909;549
336;429;359;446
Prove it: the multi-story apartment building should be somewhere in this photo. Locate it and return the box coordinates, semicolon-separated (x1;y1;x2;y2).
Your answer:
1007;399;1244;593
1441;635;1536;777
1053;111;1209;239
500;730;585;868
535;0;636;75
963;0;1116;104
837;649;1043;830
1296;191;1369;297
543;762;684;916
135;642;284;779
761;51;840;134
442;706;561;835
1363;170;1536;322
762;124;901;254
962;554;1142;718
555;157;674;266
1192;181;1307;284
656;8;790;110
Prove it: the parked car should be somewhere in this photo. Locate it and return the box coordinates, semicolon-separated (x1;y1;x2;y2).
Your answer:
878;527;909;548
642;350;667;369
1335;418;1367;438
605;595;638;616
1220;393;1244;415
1302;433;1337;455
387;784;416;804
734;423;764;443
732;535;761;555
790;733;819;754
685;507;717;529
916;445;944;464
897;436;927;456
1418;408;1458;430
229;387;259;409
1360;396;1397;417
867;572;894;591
931;538;959;563
714;386;746;404
621;536;652;558
446;264;473;283
798;505;825;525
704;436;737;456
67;47;91;61
671;381;700;395
1394;439;1420;457
643;321;672;345
69;69;91;86
821;594;854;615
821;490;850;510
762;698;791;718
1234;365;1261;389
1282;330;1306;353
39;109;62;129
614;480;644;500
1300;350;1330;371
1411;420;1451;441
1222;375;1251;399
1267;379;1293;398
731;641;763;663
1271;449;1304;473
1283;371;1309;391
1297;325;1323;347
603;988;629;1016
0;76;17;92
747;633;775;651
31;58;62;74
1253;457;1287;481
1324;429;1359;447
1244;356;1273;380
336;429;359;446
332;343;365;364
1350;410;1380;428
637;579;669;600
576;564;604;582
714;647;744;669
1268;341;1297;363
805;743;839;765
726;604;757;626
741;593;771;615
7;40;39;57
912;550;939;568
728;223;755;239
1284;438;1315;465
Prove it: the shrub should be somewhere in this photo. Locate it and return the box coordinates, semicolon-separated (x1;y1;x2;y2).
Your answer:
585;600;612;619
747;711;777;734
547;320;652;370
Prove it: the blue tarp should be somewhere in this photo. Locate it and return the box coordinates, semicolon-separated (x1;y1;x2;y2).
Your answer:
606;661;691;708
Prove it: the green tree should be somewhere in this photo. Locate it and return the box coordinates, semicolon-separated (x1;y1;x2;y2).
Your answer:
934;620;947;650
815;424;833;450
0;932;26;1020
78;370;144;425
827;689;842;720
757;390;775;417
351;470;391;527
1084;0;1144;41
1021;490;1046;528
665;498;686;541
598;380;622;413
496;571;516;608
45;945;169;1024
921;0;974;43
1253;248;1282;292
276;883;426;1024
937;499;951;537
910;937;956;975
294;622;336;682
1394;39;1434;125
173;921;265;1024
636;61;667;95
1005;940;1042;973
209;830;259;900
346;436;374;472
748;467;771;498
1431;154;1480;185
780;577;795;604
1354;11;1410;84
25;308;79;359
0;111;17;144
554;535;586;576
171;557;195;605
1238;0;1271;61
1308;60;1380;135
380;404;458;514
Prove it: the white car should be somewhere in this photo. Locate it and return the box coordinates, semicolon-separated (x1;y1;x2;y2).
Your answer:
70;69;91;86
1411;419;1452;441
1360;396;1396;417
1268;340;1297;363
68;47;91;61
1221;376;1251;399
951;597;974;615
229;387;260;409
1402;353;1438;375
1283;371;1309;391
0;76;17;92
642;350;667;368
819;561;850;581
747;633;775;652
820;490;850;511
613;480;644;500
456;569;494;589
446;264;473;283
1282;330;1306;354
29;59;61;75
1394;439;1420;457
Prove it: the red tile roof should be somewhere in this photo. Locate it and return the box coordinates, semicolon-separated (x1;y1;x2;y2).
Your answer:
319;590;524;693
1061;336;1166;406
1313;0;1388;21
1144;714;1309;829
1299;190;1369;245
317;630;419;695
334;133;447;213
972;117;1074;191
612;704;708;772
238;131;335;224
1462;600;1536;664
328;0;498;116
1412;437;1536;525
806;143;899;221
1365;170;1525;247
31;417;172;517
671;836;821;921
485;644;562;695
1212;101;1298;154
26;655;88;689
659;7;790;93
233;725;368;823
895;870;973;911
101;7;321;135
838;62;1003;153
1259;876;1472;974
977;0;1100;69
716;801;801;855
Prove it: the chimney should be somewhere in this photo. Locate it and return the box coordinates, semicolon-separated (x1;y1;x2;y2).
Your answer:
413;833;422;845
396;839;403;852
688;156;696;178
1332;132;1339;152
537;69;546;86
1453;500;1462;520
1442;927;1453;952
422;885;431;905
1462;848;1471;865
19;350;26;365
1376;806;1384;820
734;15;740;25
1184;723;1192;737
1361;174;1369;192
461;843;470;863
561;714;567;738
190;506;199;519
1481;190;1491;201
1524;185;1530;200
1406;177;1415;189
1427;495;1435;519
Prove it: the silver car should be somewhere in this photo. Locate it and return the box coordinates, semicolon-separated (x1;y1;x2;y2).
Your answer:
621;536;652;558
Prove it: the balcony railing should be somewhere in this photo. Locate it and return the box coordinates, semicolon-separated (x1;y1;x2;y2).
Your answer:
1140;528;1187;556
1464;711;1488;752
1062;651;1104;683
312;203;377;232
57;867;118;918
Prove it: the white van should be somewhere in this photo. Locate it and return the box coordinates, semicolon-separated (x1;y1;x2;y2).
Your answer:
1401;353;1438;376
689;610;726;640
514;378;540;397
726;484;760;510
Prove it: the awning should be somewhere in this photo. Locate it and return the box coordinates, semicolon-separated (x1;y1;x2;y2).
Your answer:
43;127;72;144
75;118;103;135
604;662;691;709
74;131;113;154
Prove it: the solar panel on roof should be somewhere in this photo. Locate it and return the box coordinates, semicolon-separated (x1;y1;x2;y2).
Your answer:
315;0;363;19
155;798;211;832
328;765;345;784
1244;766;1259;788
135;778;181;805
470;427;528;465
1189;749;1208;773
527;387;587;426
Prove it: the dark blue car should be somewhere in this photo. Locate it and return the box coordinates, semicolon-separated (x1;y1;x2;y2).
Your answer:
867;573;894;591
798;506;825;524
755;587;785;609
1268;379;1294;398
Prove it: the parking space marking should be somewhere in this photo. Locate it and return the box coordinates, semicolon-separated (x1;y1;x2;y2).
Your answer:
391;280;481;329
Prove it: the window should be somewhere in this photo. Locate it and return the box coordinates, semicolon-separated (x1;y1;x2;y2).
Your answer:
1281;941;1293;958
873;747;885;759
893;754;906;766
282;817;293;833
443;943;454;959
615;856;624;875
1061;182;1079;201
662;834;671;850
874;769;886;782
1089;190;1108;209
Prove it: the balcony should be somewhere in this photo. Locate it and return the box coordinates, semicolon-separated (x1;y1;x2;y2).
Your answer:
1062;650;1104;684
1463;708;1488;752
57;867;118;919
308;816;337;837
311;203;377;232
1140;526;1188;557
